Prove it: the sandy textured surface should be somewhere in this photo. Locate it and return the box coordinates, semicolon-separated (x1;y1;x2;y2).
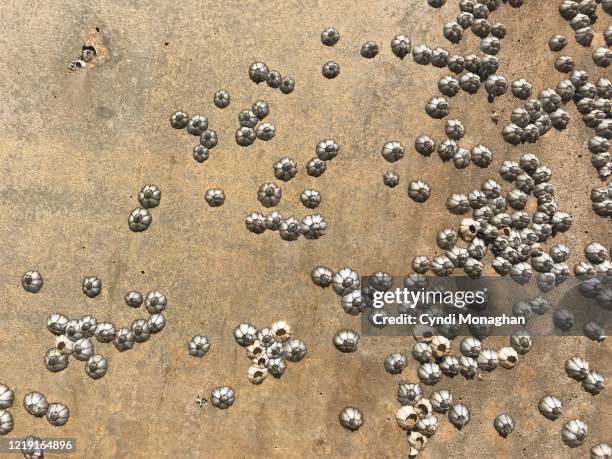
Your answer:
0;0;610;458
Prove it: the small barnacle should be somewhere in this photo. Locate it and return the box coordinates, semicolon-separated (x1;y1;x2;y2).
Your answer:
300;189;321;209
148;313;165;333
583;321;606;342
267;356;287;377
264;70;282;89
204;188;225;207
360;41;379;58
407;180;431;203
591;444;612;459
425;97;450;119
311;266;333;288
0;384;14;410
431;390;453;414
47;403;70;427
257;183;282;208
510;329;532;355
480;36;501;55
417;362;442;385
249;61;269;84
321;61;340;79
138;184;161;209
279;216;301;241
384;352;407;375
47;313;69;336
339;407;364;431
477;349;498;371
170;111;189;129
192;145;209;163
44;347;69;372
511;79;533;100
22;270;43;293
245;212;266;234
85;354;108;379
273;157;298;182
412;342;433;363
561;419;588;447
321;27;340;46
235;126;256;147
448;404;470;429
187;115;209;136
200;129;218;149
282;339;307;362
383;171;399;188
391;34;411;59
565;356;590;380
396;405;419;430
494;413;515;437
444;22;464;44
270;321;291;343
211;386;235;409
213;90;230;109
333;329;360;353
247;364;268;384
256;122;276;141
0;409;13;435
279;76;295;94
539;395;563;420
582;371;605;395
128;207;152;232
188;335;210;358
234;323;258;347
553;308;575;331
439;355;460;377
23;392;49;417
416;414;439;437
82;276;102;298
498;347;519;369
332;267;360;296
412;44;433;65
397;382;423;405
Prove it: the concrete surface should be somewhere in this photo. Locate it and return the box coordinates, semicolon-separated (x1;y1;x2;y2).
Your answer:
0;0;610;458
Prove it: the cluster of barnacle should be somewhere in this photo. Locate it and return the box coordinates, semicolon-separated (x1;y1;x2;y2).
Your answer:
0;384;14;435
248;61;295;94
573;242;612;314
558;0;612;57
170;111;219;164
392;383;474;457
233;321;306;384
128;184;161;232
244;139;337;240
565;356;606;395
68;45;96;71
549;258;609;340
235;100;276;147
320;27;342;79
45;289;167;380
0;385;70;437
401;152;573;284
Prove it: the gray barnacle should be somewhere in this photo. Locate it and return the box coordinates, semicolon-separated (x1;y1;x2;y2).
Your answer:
494;413;515;437
448;403;470;429
282;339;307;362
561;419;588;447
339;406;364;431
22;270;43;293
211;386;235;409
23;392;48;417
47;403;70;427
333;329;360;353
128;207;152;232
582;371;605;395
385;352;407;375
